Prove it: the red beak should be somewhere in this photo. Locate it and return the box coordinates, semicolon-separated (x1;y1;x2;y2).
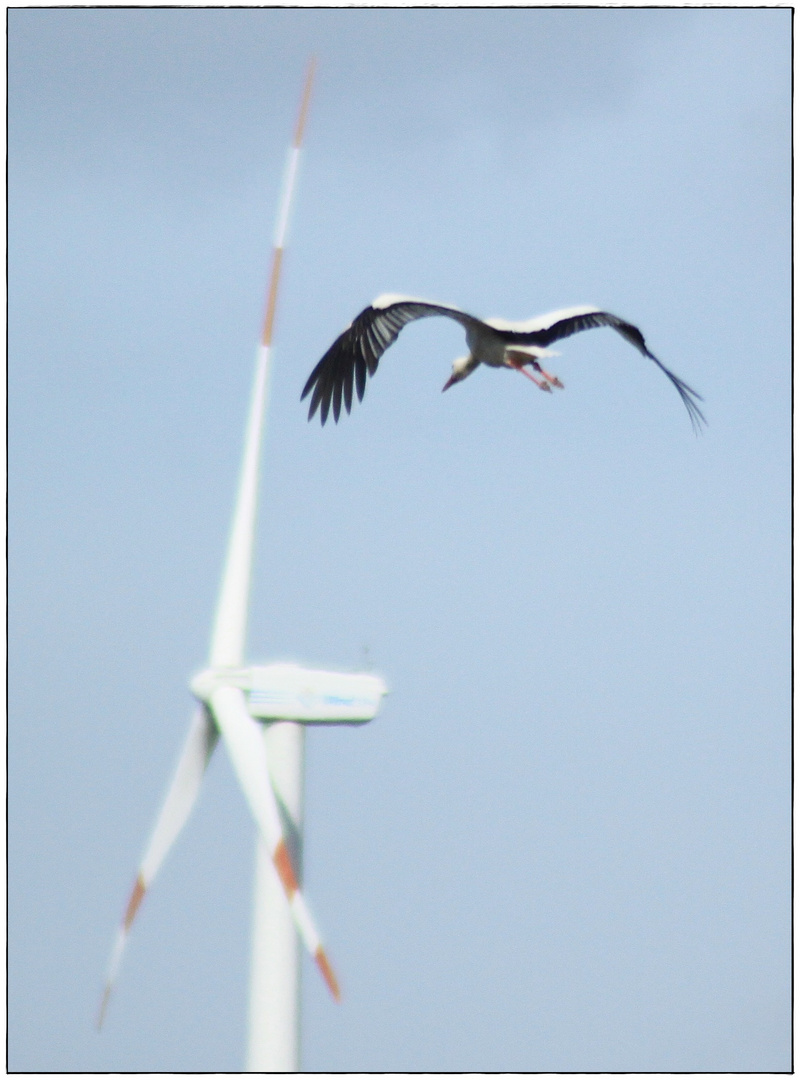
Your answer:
442;374;457;392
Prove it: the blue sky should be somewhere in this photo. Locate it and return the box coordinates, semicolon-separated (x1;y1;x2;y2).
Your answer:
9;8;790;1072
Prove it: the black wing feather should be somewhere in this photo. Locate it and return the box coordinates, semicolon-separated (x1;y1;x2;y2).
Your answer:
354;354;367;401
509;310;706;433
301;299;467;425
342;360;354;415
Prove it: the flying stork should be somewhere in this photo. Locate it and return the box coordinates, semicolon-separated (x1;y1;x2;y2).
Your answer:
301;294;706;431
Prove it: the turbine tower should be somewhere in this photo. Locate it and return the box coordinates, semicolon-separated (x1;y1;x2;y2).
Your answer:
98;60;386;1071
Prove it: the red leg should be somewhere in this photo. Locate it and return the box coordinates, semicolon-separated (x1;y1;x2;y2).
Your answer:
537;366;564;389
506;357;552;391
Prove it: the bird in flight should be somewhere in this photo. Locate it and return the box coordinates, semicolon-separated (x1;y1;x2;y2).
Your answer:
301;294;706;431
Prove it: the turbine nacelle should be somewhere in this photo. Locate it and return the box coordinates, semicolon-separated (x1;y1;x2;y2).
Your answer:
190;663;387;724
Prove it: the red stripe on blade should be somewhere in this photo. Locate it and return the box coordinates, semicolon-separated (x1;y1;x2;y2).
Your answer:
293;57;316;148
260;246;283;347
123;875;146;930
273;839;299;896
315;947;341;1001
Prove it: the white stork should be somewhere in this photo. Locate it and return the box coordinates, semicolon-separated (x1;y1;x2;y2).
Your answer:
301;294;706;431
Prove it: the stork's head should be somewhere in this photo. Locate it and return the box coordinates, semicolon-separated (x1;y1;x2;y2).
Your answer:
442;354;478;391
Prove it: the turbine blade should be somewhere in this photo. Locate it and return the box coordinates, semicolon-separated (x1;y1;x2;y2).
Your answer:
210;61;314;669
210;685;340;1000
97;706;218;1028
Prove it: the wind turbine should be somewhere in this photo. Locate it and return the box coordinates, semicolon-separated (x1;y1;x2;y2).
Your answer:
98;60;386;1071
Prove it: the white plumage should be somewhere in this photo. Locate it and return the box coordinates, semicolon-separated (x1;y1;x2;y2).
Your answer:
301;294;705;431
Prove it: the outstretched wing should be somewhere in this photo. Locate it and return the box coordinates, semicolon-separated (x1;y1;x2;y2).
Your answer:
301;295;474;425
487;306;706;433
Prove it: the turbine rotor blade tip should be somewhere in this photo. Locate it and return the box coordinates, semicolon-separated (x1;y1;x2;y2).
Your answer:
96;982;113;1030
315;947;341;1001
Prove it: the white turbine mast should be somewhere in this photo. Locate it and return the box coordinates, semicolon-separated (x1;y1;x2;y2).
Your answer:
98;59;386;1071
